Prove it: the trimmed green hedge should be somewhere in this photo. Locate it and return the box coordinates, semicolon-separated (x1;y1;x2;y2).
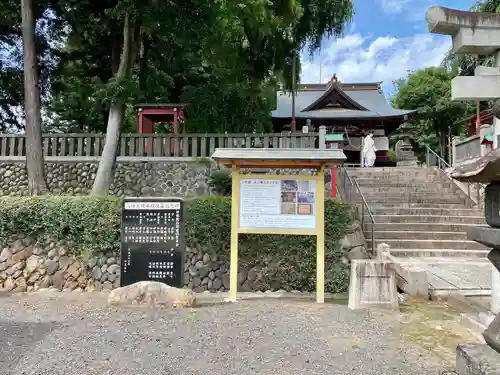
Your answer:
0;196;353;292
187;197;352;292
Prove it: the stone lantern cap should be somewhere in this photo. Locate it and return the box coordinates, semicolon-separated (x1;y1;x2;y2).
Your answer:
447;148;500;183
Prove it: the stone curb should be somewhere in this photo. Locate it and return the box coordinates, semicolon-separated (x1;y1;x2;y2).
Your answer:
3;288;349;301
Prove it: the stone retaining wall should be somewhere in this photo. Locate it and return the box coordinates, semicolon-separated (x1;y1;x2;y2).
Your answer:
0;223;366;293
0;158;333;197
0;236;284;293
0;158;212;197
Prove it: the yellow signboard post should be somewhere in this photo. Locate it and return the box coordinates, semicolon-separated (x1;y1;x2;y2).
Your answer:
211;148;346;304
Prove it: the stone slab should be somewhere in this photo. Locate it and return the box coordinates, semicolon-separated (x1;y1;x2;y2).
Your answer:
394;257;492;296
456;344;500;375
452;75;500;100
377;250;428;297
468;227;500;250
348;260;399;311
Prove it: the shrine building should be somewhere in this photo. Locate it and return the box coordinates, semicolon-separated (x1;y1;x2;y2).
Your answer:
272;75;416;165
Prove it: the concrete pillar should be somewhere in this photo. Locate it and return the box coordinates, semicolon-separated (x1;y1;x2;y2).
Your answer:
451;137;457;166
492;265;500;314
494;51;500;150
318;126;326;149
480;124;492;156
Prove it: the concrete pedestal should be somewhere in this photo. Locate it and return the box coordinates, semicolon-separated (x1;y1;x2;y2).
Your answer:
492;265;500;314
494;117;500;150
456;344;500;375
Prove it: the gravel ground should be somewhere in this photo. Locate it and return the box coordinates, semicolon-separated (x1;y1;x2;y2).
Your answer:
0;292;453;375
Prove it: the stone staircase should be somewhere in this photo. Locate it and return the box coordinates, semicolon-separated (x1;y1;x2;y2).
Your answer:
346;167;489;258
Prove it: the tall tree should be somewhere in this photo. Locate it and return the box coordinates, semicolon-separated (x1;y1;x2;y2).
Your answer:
392;67;474;161
89;0;219;195
91;12;139;195
21;0;47;194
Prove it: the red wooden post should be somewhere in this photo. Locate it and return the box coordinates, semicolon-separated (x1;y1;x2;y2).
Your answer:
331;167;337;199
138;110;144;133
172;109;178;155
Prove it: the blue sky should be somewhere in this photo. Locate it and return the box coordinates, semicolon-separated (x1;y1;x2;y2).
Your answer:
300;0;476;96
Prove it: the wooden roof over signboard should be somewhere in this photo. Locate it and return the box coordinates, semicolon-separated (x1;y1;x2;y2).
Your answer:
211;148;346;169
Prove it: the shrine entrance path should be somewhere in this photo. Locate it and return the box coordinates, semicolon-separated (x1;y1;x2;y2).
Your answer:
0;292;475;375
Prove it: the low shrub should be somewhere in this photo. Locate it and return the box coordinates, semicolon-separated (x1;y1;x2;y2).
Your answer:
186;196;352;292
387;148;397;162
0;196;122;258
0;195;353;292
207;168;232;196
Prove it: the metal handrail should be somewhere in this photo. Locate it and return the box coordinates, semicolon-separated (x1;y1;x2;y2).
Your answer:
424;145;484;207
425;145;450;169
337;166;376;254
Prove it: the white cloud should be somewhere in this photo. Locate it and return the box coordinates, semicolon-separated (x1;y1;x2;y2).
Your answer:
380;0;417;13
300;33;451;93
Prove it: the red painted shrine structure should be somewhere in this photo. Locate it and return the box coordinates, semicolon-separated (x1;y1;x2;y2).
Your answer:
136;103;187;135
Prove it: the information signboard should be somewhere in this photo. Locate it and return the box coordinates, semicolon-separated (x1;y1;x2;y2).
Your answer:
239;178;316;230
120;197;184;287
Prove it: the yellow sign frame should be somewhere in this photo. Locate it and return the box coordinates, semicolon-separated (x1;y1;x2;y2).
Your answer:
229;166;326;303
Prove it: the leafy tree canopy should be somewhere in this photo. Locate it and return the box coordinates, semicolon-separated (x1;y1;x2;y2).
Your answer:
0;0;354;134
391;67;474;161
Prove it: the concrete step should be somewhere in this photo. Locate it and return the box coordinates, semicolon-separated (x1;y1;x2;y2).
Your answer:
367;239;489;250
358;186;459;194
362;194;465;203
370;222;482;233
386;249;489;258
347;170;439;178
351;176;443;184
370;202;473;209
366;230;467;241
347;167;427;173
354;178;451;186
365;197;467;205
370;207;483;216
372;214;486;225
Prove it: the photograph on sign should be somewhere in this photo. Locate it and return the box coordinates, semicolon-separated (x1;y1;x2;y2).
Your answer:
239;178;316;230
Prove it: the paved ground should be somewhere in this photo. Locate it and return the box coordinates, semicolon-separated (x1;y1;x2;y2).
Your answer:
0;292;476;375
399;257;491;297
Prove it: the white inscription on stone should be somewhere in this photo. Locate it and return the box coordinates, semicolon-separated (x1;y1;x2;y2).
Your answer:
124;202;181;210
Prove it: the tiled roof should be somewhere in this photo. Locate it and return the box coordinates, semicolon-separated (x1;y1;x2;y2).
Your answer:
272;81;415;120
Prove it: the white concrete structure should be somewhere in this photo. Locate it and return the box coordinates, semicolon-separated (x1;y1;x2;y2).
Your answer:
348;260;399;311
426;6;500;149
426;5;500;313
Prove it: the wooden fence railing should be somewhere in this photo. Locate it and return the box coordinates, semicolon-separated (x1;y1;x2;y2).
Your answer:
0;132;319;158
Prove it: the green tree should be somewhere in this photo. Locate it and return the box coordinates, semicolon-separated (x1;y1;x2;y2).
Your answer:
392;67;473;161
0;0;62;131
0;0;355;195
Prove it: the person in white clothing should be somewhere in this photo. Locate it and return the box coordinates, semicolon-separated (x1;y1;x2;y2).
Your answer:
362;132;377;167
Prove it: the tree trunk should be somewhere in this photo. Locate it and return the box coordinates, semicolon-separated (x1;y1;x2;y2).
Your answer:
21;0;47;195
91;14;138;196
138;37;150;94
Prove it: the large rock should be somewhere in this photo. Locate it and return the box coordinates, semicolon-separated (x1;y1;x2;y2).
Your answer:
0;248;12;262
12;247;32;262
44;259;59;275
25;255;40;275
108;281;196;308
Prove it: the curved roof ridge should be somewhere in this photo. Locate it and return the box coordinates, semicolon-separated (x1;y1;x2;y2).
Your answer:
301;82;368;112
